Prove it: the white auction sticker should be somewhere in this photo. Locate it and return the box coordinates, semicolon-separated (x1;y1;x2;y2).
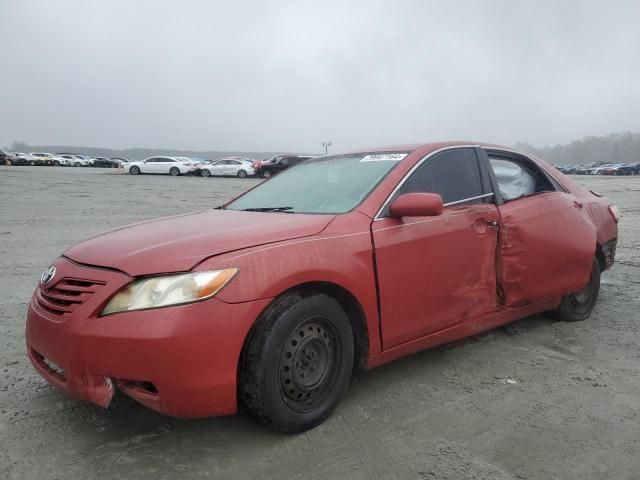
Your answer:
360;153;407;162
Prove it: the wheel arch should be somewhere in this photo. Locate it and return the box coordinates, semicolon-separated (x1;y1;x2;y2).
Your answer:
238;281;370;376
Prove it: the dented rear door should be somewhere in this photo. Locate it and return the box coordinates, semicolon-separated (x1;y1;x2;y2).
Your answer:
491;167;597;307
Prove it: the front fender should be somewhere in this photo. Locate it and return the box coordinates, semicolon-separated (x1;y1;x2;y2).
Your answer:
194;212;382;354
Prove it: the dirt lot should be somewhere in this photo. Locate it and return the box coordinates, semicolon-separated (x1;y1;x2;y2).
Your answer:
1;166;639;480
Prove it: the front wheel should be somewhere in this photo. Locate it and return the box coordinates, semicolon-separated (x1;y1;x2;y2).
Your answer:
169;167;180;176
74;162;81;167
237;169;247;178
201;169;211;177
129;166;140;175
239;293;354;433
552;258;600;322
29;160;36;166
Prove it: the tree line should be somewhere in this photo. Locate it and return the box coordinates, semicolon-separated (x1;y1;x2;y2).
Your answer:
515;131;640;165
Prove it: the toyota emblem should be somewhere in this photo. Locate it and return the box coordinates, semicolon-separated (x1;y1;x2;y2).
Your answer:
40;265;56;285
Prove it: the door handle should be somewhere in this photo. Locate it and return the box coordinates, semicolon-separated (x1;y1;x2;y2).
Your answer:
472;219;498;232
573;200;583;209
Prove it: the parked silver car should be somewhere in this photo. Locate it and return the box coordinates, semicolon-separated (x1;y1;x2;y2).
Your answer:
199;158;256;177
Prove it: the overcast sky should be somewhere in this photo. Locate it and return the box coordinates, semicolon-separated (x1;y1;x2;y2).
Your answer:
1;0;639;153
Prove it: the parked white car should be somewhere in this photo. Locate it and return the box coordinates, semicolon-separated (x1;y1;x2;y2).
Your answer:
125;156;196;176
73;155;94;167
29;152;59;166
200;158;256;177
56;154;78;166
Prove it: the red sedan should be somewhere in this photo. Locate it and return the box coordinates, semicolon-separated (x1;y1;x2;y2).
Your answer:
26;142;619;432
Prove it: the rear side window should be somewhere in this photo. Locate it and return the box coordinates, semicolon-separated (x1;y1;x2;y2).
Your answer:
394;148;484;205
489;156;556;202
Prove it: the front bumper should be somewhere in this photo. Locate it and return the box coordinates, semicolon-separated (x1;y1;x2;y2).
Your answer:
26;257;271;418
601;238;617;270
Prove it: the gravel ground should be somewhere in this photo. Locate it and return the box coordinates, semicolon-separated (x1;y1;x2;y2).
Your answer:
1;166;639;480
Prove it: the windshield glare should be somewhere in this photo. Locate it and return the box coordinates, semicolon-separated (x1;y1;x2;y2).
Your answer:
226;152;408;214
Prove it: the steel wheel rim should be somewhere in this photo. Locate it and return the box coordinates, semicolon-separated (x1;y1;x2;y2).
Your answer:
279;317;339;413
569;271;594;309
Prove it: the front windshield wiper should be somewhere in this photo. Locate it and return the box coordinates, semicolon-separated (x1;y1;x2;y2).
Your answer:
240;207;295;213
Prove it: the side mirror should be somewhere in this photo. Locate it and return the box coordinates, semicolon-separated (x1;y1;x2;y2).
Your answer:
389;193;443;218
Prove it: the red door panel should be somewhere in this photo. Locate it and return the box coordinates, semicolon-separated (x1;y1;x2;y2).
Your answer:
372;204;499;349
498;192;596;306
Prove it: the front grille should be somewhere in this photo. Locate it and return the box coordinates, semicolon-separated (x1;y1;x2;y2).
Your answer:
36;277;105;317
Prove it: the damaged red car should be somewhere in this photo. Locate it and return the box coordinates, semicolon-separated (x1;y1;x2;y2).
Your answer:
26;142;619;432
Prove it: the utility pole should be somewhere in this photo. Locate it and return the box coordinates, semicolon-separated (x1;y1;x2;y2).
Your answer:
322;141;332;155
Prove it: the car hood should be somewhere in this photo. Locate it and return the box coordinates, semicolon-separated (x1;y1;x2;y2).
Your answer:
64;209;335;276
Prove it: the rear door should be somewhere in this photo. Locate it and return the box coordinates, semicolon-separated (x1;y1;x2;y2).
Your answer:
372;147;499;349
484;149;596;307
226;160;242;175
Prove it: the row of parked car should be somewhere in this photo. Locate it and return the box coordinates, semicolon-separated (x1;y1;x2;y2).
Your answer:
1;150;127;168
1;150;315;178
123;154;315;178
556;161;640;175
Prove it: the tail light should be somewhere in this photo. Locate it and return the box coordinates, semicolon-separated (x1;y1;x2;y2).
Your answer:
608;205;620;223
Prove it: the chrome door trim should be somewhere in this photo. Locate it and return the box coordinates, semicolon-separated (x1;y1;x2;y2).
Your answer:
443;192;494;207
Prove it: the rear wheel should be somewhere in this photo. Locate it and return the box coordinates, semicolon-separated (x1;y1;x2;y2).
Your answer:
130;166;140;175
237;169;247;178
74;162;81;167
552;257;600;322
170;167;180;176
29;160;36;166
239;293;354;433
53;160;60;166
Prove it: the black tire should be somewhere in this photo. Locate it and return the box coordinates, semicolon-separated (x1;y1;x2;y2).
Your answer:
5;159;12;165
237;169;247;178
29;160;36;166
74;162;81;167
201;169;211;177
169;167;180;176
53;160;60;166
552;257;600;322
130;166;140;175
239;292;354;433
262;169;272;178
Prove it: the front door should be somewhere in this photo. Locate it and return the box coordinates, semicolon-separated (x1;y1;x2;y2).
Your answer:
372;147;499;349
208;161;226;176
142;157;161;173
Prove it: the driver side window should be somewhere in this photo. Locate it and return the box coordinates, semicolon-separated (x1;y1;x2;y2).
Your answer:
380;148;486;217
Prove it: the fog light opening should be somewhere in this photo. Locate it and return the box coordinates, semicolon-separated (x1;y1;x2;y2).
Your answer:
118;379;158;395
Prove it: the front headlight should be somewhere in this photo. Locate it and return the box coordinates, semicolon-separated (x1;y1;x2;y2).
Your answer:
101;268;238;315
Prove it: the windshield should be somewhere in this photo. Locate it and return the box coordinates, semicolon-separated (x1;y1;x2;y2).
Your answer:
226;152;408;214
